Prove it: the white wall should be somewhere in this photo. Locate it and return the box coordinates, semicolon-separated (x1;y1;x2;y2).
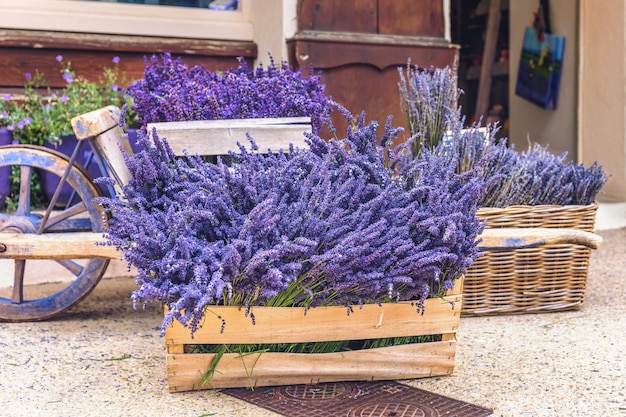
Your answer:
509;0;578;159
579;0;626;201
246;0;298;64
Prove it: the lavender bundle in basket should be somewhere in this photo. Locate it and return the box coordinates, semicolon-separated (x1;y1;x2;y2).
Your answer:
97;114;487;334
433;130;608;207
398;61;609;207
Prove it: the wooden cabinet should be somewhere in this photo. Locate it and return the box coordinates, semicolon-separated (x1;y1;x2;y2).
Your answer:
298;0;378;33
297;0;445;37
378;0;445;37
290;0;457;140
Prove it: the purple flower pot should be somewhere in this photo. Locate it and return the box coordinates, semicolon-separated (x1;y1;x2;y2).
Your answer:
0;128;13;208
42;129;142;205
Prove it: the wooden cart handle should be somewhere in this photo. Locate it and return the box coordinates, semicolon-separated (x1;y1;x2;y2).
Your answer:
0;232;120;260
478;227;602;250
0;227;602;261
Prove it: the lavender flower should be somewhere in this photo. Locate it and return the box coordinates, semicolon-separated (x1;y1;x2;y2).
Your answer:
98;111;486;335
126;52;332;134
398;61;462;158
398;61;608;207
431;126;608;207
62;71;74;84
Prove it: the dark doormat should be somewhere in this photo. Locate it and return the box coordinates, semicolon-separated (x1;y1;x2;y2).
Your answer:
224;380;493;417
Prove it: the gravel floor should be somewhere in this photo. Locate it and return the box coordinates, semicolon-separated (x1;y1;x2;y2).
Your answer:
1;227;624;417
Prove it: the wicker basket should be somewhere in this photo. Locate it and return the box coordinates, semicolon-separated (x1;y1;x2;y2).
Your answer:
463;203;598;316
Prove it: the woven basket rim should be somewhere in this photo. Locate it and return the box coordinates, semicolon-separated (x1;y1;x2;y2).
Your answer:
477;202;598;216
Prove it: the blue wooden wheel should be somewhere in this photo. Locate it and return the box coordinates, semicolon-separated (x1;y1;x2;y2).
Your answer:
0;145;109;321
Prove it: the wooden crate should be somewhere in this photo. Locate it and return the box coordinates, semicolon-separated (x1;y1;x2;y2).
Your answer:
165;279;463;392
463;203;598;316
145;116;459;391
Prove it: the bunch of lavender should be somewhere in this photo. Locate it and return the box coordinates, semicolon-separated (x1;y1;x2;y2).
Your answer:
432;129;608;207
126;52;332;134
398;61;608;207
97;113;486;335
479;143;608;207
397;61;462;158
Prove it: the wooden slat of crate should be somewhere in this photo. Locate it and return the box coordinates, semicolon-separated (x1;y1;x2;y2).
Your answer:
165;293;462;347
148;117;312;156
167;340;456;392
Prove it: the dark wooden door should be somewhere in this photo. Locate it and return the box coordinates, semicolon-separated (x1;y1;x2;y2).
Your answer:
291;0;457;142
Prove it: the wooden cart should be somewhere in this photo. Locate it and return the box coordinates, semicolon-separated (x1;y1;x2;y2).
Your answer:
0;106;603;321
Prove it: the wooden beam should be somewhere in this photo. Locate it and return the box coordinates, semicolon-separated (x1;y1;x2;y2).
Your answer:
0;226;601;262
475;0;502;124
0;232;121;260
0;29;257;57
149;117;312;156
479;227;602;250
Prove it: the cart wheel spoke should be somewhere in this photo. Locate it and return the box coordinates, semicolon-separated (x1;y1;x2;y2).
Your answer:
11;260;26;304
55;258;84;277
43;202;88;231
16;165;32;217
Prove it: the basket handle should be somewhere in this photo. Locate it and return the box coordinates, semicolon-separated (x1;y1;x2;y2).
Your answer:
478;228;603;250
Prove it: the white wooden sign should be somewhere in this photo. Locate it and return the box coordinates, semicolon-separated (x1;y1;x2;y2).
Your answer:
147;117;312;157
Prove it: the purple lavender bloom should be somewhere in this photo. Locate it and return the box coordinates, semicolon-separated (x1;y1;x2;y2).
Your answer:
399;60;608;207
59;95;68;103
126;52;332;134
98;109;486;335
25;73;31;80
439;132;609;207
62;72;74;84
112;56;120;64
56;55;63;62
2;94;10;101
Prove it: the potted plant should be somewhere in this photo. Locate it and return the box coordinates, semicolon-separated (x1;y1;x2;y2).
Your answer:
90;54;490;390
398;62;608;316
0;55;138;208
